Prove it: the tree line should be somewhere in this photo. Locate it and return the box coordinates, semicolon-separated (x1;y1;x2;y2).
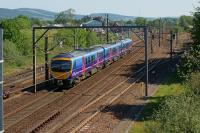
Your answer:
0;9;193;71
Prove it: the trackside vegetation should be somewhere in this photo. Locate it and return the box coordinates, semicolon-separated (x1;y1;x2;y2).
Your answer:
129;73;200;133
177;7;200;79
129;5;200;133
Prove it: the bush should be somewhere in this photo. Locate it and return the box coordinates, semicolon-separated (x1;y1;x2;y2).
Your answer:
4;40;25;67
145;73;200;133
177;7;200;79
146;94;200;133
177;53;197;80
185;72;200;94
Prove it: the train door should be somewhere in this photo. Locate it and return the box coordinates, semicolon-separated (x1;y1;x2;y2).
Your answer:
82;56;86;75
109;48;112;59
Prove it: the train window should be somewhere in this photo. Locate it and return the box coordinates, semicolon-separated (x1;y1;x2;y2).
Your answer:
105;51;108;56
86;57;91;64
85;58;88;64
89;57;91;63
51;60;71;72
91;55;95;62
112;47;117;53
73;61;76;68
98;52;103;58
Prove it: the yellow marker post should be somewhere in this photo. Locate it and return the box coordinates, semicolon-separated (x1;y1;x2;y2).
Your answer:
141;82;144;97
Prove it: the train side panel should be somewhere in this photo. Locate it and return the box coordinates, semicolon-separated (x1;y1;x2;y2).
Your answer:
72;57;83;78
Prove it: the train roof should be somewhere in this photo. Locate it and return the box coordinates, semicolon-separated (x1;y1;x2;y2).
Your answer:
52;47;101;59
52;38;133;59
53;50;87;59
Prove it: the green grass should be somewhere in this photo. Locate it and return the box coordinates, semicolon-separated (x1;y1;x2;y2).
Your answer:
129;73;184;133
4;55;42;75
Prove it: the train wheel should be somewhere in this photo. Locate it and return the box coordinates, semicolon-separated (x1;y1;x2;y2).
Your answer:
73;77;81;85
62;80;69;86
86;72;90;78
49;76;57;87
81;74;86;80
91;68;98;75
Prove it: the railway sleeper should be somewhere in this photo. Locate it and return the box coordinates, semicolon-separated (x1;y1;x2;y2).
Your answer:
30;111;61;133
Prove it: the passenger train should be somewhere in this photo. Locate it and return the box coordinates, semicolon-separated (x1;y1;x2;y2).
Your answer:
50;38;133;85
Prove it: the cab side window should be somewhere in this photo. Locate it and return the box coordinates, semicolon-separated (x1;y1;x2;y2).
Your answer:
85;57;88;65
86;56;91;65
73;61;76;68
88;57;91;63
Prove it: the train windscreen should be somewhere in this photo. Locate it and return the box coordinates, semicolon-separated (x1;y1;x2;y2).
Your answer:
51;60;71;72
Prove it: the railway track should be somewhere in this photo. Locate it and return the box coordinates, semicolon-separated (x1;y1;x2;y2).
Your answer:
72;34;185;133
3;31;186;133
3;65;45;99
3;34;141;100
78;59;172;133
67;59;162;133
4;36;166;131
49;36;184;133
47;45;168;133
4;40;144;132
4;40;142;117
28;48;147;133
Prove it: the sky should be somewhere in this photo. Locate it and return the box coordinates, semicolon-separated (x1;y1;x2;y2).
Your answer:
0;0;199;17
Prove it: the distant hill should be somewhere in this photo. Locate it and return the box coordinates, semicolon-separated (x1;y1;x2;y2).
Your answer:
0;8;57;20
0;8;153;21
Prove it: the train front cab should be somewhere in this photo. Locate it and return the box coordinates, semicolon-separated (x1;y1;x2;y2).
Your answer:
50;58;73;85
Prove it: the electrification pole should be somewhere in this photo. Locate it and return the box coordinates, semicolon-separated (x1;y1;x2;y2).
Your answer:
106;14;109;43
170;31;173;60
128;29;130;38
159;17;161;47
32;28;37;93
161;19;164;41
0;28;4;133
144;27;149;97
176;30;179;45
45;36;49;82
74;29;77;50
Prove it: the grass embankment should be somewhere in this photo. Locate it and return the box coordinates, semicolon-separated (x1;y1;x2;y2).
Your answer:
129;73;184;133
